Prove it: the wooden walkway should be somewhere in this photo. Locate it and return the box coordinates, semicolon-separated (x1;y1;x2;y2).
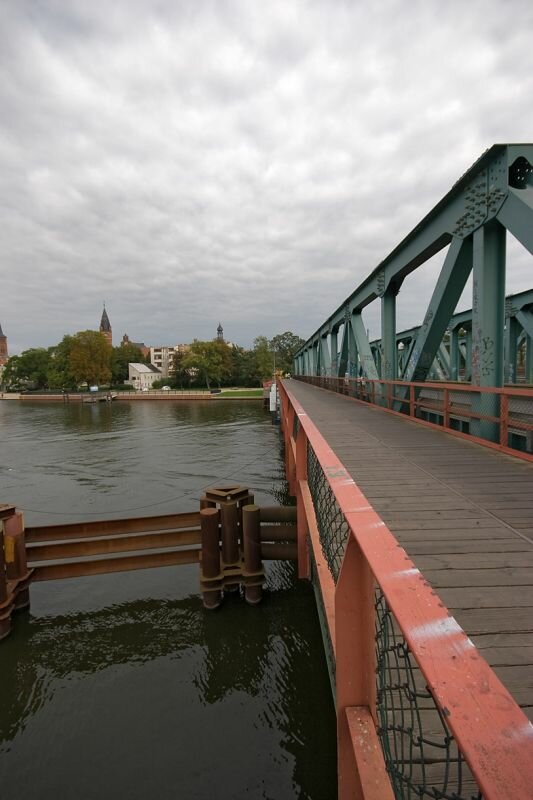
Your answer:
288;379;533;721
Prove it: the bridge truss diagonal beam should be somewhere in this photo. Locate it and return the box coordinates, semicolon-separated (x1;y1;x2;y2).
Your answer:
295;143;533;387
404;237;473;382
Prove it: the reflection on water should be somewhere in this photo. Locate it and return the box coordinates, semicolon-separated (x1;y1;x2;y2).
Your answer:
0;401;336;799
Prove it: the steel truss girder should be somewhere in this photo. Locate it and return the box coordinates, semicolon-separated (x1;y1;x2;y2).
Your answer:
403;237;473;383
295;144;533;380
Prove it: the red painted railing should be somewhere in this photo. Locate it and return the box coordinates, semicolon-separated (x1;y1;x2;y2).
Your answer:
278;379;533;800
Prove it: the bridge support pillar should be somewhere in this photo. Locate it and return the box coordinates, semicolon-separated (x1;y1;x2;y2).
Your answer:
450;327;460;380
504;309;519;384
381;287;397;381
472;220;506;440
526;334;533;384
330;330;338;377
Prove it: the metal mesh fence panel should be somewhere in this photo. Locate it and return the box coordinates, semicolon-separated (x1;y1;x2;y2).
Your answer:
292;412;300;441
507;391;533;454
306;444;349;582
375;590;483;800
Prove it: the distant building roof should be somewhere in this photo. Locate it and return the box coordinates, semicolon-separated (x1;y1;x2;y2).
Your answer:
129;362;161;374
0;321;4;337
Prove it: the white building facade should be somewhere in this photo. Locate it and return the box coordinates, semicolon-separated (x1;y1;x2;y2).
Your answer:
127;363;162;390
149;344;190;378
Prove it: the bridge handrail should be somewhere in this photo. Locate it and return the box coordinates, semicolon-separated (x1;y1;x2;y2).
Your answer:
295;375;533;463
279;378;533;800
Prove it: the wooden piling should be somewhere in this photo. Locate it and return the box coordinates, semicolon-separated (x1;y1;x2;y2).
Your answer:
200;508;222;610
0;506;14;640
220;502;240;592
4;510;31;610
242;504;263;605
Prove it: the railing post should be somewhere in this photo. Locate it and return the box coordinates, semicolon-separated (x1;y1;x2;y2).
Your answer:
295;423;310;579
336;534;382;799
443;387;450;429
409;384;415;417
286;403;297;495
500;392;509;448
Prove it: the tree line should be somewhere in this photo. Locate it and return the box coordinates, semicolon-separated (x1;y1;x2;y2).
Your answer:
1;330;304;391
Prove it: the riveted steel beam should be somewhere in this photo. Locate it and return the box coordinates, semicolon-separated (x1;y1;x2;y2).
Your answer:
403;237;473;383
351;314;379;380
295;144;533;383
471;220;506;440
330;330;338;377
320;335;331;375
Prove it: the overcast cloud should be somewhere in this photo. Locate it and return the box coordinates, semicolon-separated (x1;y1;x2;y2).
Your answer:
1;0;532;354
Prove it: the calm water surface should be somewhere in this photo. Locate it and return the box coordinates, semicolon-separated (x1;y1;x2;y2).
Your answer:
0;400;336;799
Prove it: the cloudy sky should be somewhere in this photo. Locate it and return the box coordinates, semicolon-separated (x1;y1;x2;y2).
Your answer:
1;0;532;355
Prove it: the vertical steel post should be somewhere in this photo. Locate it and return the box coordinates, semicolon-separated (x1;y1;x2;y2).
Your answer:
450;327;460;380
330;329;338;377
320;335;331;376
242;504;262;605
472;220;506;440
465;327;473;381
347;319;358;378
504;312;518;384
526;334;533;384
381;288;397;381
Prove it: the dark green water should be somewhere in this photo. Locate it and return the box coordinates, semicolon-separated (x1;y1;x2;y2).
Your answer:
0;400;336;799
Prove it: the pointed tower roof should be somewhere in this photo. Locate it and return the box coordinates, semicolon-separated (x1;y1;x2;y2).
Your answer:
100;306;111;332
0;321;4;337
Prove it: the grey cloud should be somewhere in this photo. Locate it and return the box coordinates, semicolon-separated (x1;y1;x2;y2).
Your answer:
1;0;532;355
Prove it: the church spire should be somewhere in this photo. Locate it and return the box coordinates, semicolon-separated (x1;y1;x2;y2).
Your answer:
99;305;112;346
217;322;223;341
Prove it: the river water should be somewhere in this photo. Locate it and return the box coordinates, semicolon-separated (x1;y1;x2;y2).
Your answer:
0;399;336;799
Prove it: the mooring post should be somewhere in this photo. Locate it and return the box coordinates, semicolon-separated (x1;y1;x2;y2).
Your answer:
242;504;263;605
220;501;240;593
200;507;222;610
200;496;216;510
0;505;15;640
4;510;31;611
237;492;254;551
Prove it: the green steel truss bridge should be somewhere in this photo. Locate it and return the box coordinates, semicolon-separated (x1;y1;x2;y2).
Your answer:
294;143;532;393
284;144;533;799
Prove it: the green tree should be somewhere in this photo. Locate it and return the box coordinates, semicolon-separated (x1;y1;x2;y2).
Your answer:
47;335;76;389
111;343;146;384
182;339;232;389
2;348;51;389
69;331;112;387
229;346;259;387
269;331;305;375
253;335;273;380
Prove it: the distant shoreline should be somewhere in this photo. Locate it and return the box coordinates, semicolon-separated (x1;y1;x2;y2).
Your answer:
1;390;264;403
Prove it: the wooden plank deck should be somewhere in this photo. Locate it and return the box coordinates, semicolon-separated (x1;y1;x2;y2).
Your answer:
288;379;533;721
